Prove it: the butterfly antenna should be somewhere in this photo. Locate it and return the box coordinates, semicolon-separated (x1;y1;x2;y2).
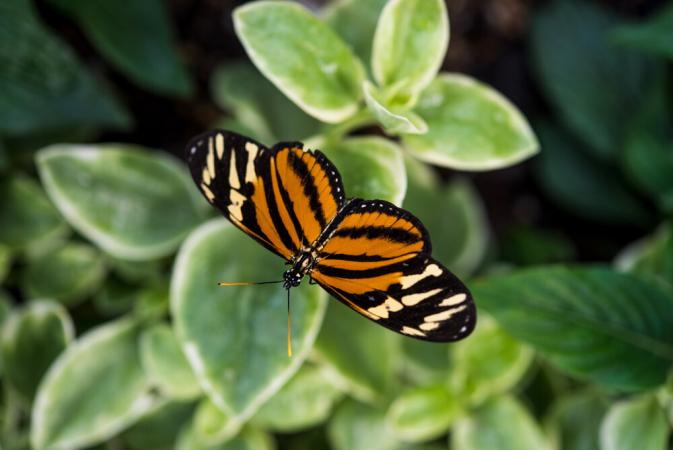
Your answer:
287;288;292;358
217;280;283;287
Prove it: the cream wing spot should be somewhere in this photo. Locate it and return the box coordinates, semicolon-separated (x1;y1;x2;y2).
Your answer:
202;168;211;185
401;288;443;306
228;152;240;189
367;297;404;319
439;293;467;307
419;322;440;331
215;133;225;159
424;305;468;323
400;264;443;289
200;183;215;202
401;326;426;337
227;190;246;221
244;142;259;183
207;141;216;179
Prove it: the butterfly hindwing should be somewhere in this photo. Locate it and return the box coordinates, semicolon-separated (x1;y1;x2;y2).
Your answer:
312;199;475;341
185;130;345;260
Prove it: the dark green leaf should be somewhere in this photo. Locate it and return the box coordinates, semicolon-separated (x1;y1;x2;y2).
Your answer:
0;0;130;135
612;3;673;59
535;123;650;226
615;223;673;287
545;391;607;450
93;277;138;316
1;301;72;401
474;265;673;391
0;243;11;284
121;401;195;450
500;227;576;266
47;0;193;97
530;0;656;159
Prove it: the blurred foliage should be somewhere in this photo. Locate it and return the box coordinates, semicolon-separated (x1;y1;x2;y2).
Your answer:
0;0;672;449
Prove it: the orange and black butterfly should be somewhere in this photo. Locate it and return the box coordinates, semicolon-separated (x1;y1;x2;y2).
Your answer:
185;129;475;350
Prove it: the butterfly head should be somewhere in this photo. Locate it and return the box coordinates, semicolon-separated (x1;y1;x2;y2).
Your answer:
282;268;303;290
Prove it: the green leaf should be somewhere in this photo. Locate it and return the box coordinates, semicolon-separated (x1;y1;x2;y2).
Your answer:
450;315;534;407
108;256;165;285
403;160;488;278
600;395;668;450
314;300;399;403
233;1;364;123
93;278;139;316
187;397;242;447
252;363;343;432
615;223;673;287
399;338;450;384
387;384;463;443
171;219;326;419
211;61;321;142
403;74;538;170
0;0;130;135
329;400;404;450
451;396;549;450
1;300;73;402
372;0;448;99
140;323;201;400
121;401;195;450
0;175;68;252
474;265;673;391
31;318;157;450
545;391;607;450
530;0;655;159
0;243;11;285
21;243;106;307
621;75;673;211
534;123;650;226
500;227;576;266
363;81;428;134
318;136;407;206
611;3;673;59
177;426;274;450
37;144;205;261
323;0;389;67
46;0;193;97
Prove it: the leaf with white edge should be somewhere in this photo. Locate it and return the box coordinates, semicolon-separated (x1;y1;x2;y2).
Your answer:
1;300;73;402
21;243;106;307
31;318;158;450
530;0;656;159
37;144;205;261
329;400;404;450
233;1;364;123
211;61;321;142
450;315;534;407
403;74;538;170
314;300;399;403
121;401;195;450
372;0;448;100
600;395;668;450
612;3;673;59
252;364;343;432
363;81;427;134
323;0;389;67
0;175;68;252
615;223;673;287
189;397;242;447
403;158;488;278
140;323;201;400
177;426;274;450
546;391;607;450
387;384;463;443
171;219;326;419
0;0;131;135
474;266;673;392
452;396;550;450
318;136;407;206
46;0;193;97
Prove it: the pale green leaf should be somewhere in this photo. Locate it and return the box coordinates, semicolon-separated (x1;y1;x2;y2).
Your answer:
614;223;673;287
1;300;73;401
31;319;157;450
387;384;463;443
372;0;448;99
363;81;428;134
319;136;406;206
171;219;326;419
474;266;673;391
46;0;193;96
177;426;274;450
403;74;538;170
252;364;343;432
37;144;205;261
451;396;550;450
121;401;195;450
189;397;242;446
140;323;202;400
21;243;106;306
234;1;364;123
329;400;404;450
450;315;534;407
545;391;607;450
600;395;668;450
0;175;68;252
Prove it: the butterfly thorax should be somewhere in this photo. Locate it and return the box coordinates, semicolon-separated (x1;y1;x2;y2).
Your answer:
283;248;318;289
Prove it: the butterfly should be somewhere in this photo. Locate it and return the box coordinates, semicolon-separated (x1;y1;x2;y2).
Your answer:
185;129;475;355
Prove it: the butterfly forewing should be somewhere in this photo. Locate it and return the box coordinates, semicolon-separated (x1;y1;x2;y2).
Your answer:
312;199;475;341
